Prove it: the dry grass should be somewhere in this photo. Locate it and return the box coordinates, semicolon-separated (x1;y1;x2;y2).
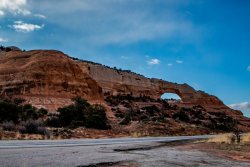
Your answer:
204;133;250;144
241;133;250;143
206;133;234;144
130;131;149;138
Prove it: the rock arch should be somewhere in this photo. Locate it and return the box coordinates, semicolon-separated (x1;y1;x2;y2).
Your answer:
87;65;225;106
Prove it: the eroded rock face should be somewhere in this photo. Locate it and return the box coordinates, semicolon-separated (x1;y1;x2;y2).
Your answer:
86;62;224;106
0;49;242;112
0;50;102;111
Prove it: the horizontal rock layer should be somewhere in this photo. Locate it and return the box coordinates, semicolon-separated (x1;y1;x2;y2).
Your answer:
0;49;249;127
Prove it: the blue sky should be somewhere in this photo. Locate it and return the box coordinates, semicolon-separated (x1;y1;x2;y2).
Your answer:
0;0;250;117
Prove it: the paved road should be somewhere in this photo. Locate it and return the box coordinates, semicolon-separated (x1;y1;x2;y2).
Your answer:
0;135;250;167
0;135;213;149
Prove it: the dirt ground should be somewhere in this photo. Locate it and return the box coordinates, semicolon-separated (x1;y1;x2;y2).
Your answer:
175;141;250;162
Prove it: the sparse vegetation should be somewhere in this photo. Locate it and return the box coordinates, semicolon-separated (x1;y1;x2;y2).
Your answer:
68;56;146;78
105;94;158;106
0;97;48;124
19;120;48;135
0;96;111;139
242;133;250;143
85;104;110;129
105;94;240;135
0;46;21;52
2;121;15;131
47;97;110;129
173;110;190;122
207;112;236;132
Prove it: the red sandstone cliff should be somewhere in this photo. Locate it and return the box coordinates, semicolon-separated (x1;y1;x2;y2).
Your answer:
0;48;249;131
0;50;102;111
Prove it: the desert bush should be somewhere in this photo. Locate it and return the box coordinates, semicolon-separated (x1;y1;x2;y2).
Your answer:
57;97;110;129
0;100;20;123
141;105;160;116
37;108;48;117
119;114;131;125
0;97;47;124
114;110;125;118
20;104;39;120
207;112;236;132
19;120;47;134
2;121;15;131
139;114;149;122
13;98;25;105
119;109;133;125
45;116;61;127
173;110;190;122
86;104;110;129
58;104;85;127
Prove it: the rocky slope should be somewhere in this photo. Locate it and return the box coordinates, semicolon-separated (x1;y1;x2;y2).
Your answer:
0;47;249;133
0;49;102;111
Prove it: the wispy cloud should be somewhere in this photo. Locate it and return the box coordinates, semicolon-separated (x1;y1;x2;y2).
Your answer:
0;37;8;42
34;14;46;19
176;60;183;64
148;58;160;65
167;63;173;67
0;0;30;16
0;10;4;16
229;102;250;111
28;1;201;46
247;65;250;71
10;21;44;32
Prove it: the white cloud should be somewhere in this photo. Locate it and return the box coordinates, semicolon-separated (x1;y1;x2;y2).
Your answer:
29;1;201;46
0;37;8;42
34;14;46;19
11;21;44;32
148;58;160;65
176;60;183;64
229;102;250;111
0;10;4;16
0;0;30;16
247;65;250;71
167;63;173;67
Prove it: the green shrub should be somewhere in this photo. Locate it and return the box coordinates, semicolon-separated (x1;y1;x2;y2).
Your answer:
37;108;48;117
13;98;25;105
58;104;85;127
20;104;38;120
86;104;110;129
57;97;110;129
45;116;61;127
0;100;20;123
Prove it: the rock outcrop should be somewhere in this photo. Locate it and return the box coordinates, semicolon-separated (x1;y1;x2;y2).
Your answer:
0;48;249;132
0;50;102;111
0;49;246;117
86;62;224;106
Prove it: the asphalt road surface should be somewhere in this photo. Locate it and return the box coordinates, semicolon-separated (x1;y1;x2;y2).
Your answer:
0;135;249;167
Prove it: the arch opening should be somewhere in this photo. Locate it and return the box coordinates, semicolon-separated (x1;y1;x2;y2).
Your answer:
161;93;182;103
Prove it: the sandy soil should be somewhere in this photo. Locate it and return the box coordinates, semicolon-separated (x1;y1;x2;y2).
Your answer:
174;141;250;162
